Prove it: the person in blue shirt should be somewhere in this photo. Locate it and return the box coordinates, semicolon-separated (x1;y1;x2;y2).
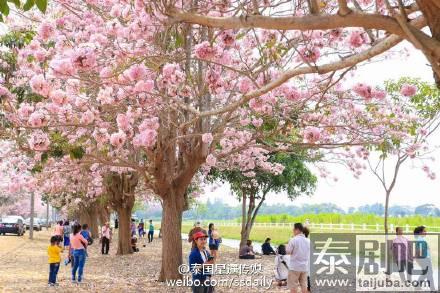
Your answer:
80;224;91;242
261;237;276;255
148;220;154;243
188;231;214;293
80;224;92;257
208;223;220;260
412;226;435;291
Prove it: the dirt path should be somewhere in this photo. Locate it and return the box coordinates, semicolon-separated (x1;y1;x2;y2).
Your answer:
0;230;287;292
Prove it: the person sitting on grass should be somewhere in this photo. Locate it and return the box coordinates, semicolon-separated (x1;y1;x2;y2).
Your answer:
189;231;215;293
262;238;276;255
239;240;258;259
48;235;62;287
274;244;290;286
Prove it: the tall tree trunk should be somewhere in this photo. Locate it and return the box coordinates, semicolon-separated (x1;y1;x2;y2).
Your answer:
416;0;440;87
239;193;248;250
116;204;133;255
29;192;35;239
384;191;390;235
158;190;185;281
106;172;139;255
239;192;267;251
78;203;99;239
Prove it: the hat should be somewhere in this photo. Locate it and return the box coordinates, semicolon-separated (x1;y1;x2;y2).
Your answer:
193;231;207;240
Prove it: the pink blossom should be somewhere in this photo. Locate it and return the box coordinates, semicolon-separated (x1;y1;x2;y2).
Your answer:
161;63;184;85
71;47;97;69
50;90;68;105
17;103;34;119
298;46;320;63
38;22;55;40
28;130;50;151
110;131;127;148
0;85;11;98
202;133;213;144
139;117;159;131
194;41;218;60
99;67;113;79
371;89;386;99
80;110;95;125
133;129;157;148
93;128;109;145
284;86;302;101
220;30;235;47
348;31;368;48
352;83;372;100
134;80;154;93
205;154;217;167
400;84;417;97
116;113;132;131
303;127;321;143
126;64;148;81
50;58;76;76
30;74;50;97
238;78;251;94
28;111;47;127
252;118;263;128
110;4;122;17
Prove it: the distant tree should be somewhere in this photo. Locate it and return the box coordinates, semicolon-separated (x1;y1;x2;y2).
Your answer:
367;78;440;233
207;153;316;250
348;207;356;214
357;203;385;216
415;204;440;217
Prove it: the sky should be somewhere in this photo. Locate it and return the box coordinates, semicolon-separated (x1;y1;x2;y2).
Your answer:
199;41;440;210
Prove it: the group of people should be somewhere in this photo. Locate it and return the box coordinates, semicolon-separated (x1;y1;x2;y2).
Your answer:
47;220;113;286
187;222;311;293
130;219;155;251
390;225;435;290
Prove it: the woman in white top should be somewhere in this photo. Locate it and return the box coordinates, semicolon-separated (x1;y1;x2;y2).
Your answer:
274;244;290;286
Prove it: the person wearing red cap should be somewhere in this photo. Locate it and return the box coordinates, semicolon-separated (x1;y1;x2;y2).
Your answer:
188;231;215;293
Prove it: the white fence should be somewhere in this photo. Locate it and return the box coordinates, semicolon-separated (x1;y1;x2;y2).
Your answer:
198;221;440;233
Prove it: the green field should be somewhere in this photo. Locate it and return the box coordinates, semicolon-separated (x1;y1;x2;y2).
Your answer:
182;213;440;245
245;213;440;226
182;223;375;245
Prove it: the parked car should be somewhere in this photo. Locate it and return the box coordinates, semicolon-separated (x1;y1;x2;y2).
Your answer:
24;218;42;231
39;219;52;228
0;216;26;236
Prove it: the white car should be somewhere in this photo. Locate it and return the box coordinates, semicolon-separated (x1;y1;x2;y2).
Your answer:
24;218;42;231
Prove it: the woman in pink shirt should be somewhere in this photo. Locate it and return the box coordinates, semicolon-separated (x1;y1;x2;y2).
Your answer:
69;224;88;283
53;221;64;241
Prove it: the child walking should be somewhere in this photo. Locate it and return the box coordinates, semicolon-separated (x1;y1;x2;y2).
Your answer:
48;235;62;286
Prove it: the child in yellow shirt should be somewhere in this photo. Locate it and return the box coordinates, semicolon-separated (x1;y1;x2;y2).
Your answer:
48;235;62;286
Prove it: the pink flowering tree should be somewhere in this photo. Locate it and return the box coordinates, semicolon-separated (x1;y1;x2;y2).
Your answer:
0;1;431;280
363;79;440;234
206;152;316;250
166;0;440;87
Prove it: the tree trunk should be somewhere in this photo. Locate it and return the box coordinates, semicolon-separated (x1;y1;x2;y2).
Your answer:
105;172;139;256
29;192;35;239
46;202;49;231
416;0;440;87
78;203;99;239
239;193;247;250
384;191;390;235
116;204;133;255
158;192;185;281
